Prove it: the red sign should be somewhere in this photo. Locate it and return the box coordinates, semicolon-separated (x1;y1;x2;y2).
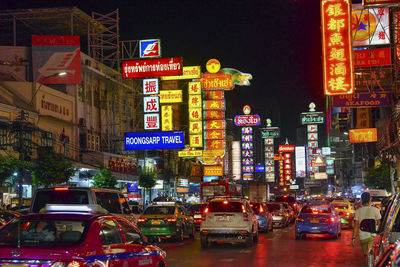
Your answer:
234;115;261;126
206;140;226;150
205;91;224;100
363;0;400;6
205;100;225;110
206;130;225;140
199;72;234;90
205;110;224;120
354;48;391;68
122;57;183;78
278;145;295;153
206;120;225;130
321;0;354;95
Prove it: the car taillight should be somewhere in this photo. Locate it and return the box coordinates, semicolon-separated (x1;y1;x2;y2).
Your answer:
164;218;177;222
242;205;249;221
51;259;86;267
296;217;304;222
137;218;148;223
260;205;264;213
202;207;209;221
346;212;350;216
54;187;69;191
325;217;335;223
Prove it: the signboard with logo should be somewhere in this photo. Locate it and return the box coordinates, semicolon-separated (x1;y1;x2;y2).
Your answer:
139;39;161;58
349;128;378;143
178;150;203;157
143;79;159;95
161;66;201;80
122;57;183;79
234;115;261;126
321;0;354;95
125;131;184;150
332;93;391;108
354;48;391;67
204;166;223;176
160;90;182;103
300;112;324;124
278;145;295;153
127;182;138;193
261;127;280;138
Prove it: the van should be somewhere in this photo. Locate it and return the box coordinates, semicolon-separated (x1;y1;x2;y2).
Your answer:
365;189;389;209
30;187;134;219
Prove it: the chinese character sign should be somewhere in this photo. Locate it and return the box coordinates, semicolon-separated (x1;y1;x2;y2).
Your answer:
143;79;159;95
188;81;203;148
144;113;160;130
321;0;354;95
143;96;160;113
161;105;172;131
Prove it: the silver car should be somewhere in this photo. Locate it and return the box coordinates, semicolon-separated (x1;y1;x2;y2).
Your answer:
266;202;289;228
200;197;259;248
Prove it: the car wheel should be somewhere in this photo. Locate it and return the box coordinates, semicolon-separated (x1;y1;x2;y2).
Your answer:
200;236;208;249
246;234;253;247
176;227;184;242
157;261;165;267
295;233;301;240
189;226;195;239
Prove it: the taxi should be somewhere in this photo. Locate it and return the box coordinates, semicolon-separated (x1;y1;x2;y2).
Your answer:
137;202;195;241
0;204;167;266
331;200;355;228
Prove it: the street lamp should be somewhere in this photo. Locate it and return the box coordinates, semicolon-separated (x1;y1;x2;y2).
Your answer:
29;72;67;106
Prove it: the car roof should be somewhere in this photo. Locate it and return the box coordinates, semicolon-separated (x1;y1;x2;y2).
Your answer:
35;187;122;193
18;212;104;221
209;197;243;202
331;200;350;204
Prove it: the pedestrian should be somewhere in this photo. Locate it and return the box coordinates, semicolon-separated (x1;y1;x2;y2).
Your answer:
352;192;381;266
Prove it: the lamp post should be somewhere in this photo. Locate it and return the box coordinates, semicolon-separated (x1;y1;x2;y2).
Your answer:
30;72;67;106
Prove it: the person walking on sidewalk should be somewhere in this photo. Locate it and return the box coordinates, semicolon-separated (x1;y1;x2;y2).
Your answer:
352;192;381;266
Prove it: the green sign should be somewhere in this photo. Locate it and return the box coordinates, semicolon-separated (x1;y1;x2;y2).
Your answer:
300;112;324;125
261;127;280;138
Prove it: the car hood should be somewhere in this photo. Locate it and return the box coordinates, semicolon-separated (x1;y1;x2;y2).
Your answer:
0;245;84;261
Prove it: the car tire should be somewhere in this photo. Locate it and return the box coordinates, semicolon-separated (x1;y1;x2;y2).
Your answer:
200;236;208;249
295;233;301;240
176;227;184;242
189;226;195;239
246;234;253;247
157;262;165;267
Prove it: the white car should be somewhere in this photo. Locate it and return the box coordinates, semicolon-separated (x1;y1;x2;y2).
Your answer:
200;197;258;248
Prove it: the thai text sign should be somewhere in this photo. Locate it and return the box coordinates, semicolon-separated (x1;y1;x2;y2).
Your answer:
300;112;325;124
122;57;182;78
125;131;184;150
199;72;234;90
204;166;223;176
234;115;261;126
321;0;354;95
355;68;392;92
332;93;391;108
363;0;400;6
178;150;203;157
161;66;201;80
354;48;391;67
261;127;280;138
160;90;182;103
349;128;377;143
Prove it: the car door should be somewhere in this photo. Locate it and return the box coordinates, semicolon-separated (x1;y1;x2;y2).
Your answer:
177;206;187;234
100;219;128;266
116;218;155;266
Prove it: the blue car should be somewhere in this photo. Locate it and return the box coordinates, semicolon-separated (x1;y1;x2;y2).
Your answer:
295;203;341;240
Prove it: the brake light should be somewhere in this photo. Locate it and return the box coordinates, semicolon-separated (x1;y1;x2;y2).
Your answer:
164;218;177;222
202;207;209;221
242;205;249;221
331;217;335;222
260;205;264;213
137;218;148;223
346;212;350;216
54;187;69;191
204;207;209;214
223;200;229;205
51;259;86;267
312;211;318;214
296;217;304;222
325;217;335;223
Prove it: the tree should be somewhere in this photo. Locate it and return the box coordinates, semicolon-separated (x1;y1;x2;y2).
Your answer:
91;168;117;189
31;148;76;187
139;174;156;202
0;155;32;187
365;158;391;192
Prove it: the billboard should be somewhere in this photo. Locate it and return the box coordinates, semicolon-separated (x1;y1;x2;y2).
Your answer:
354;48;391;67
321;0;354;95
295;146;306;178
122;57;183;78
139;39;161;58
125;131;184;150
332;93;391;108
349;128;378;143
32;35;82;84
161;66;201;80
363;0;400;6
160;90;182;103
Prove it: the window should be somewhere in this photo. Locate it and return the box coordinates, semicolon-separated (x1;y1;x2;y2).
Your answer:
144;206;175;215
0;128;7;150
101;220;122;245
202;185;226;196
95;192;122;214
208;201;242;213
116;219;142;244
119;195;131;214
32;190;89;213
41;132;53;148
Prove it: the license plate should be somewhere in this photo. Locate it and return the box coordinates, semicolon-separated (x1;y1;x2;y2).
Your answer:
150;227;159;230
218;217;229;221
151;220;161;225
194;214;202;219
310;219;319;223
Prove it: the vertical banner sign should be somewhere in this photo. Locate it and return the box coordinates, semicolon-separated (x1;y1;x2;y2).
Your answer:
264;138;275;182
321;0;354;96
284;153;292;186
279;154;284;186
161;105;172;131
188;82;203;148
242;127;254;180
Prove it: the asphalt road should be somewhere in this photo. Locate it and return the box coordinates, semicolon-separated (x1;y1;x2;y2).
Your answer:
159;224;364;267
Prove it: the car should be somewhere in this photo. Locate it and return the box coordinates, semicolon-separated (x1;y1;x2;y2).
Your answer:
0;210;21;226
200;197;258;248
250;202;273;233
0;204;167;266
279;202;295;224
137;202;195;241
275;195;300;215
266;202;290;228
331;200;355;228
295;203;341;240
365;189;389;210
187;203;208;230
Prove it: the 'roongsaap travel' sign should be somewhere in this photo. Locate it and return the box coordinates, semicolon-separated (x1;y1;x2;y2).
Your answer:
122;57;182;79
125;131;184;150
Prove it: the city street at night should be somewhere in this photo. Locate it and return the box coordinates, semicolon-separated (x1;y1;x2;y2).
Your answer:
160;227;364;267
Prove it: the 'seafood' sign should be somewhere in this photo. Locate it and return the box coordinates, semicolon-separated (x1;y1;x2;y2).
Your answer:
321;0;354;95
349;128;377;143
204;166;224;176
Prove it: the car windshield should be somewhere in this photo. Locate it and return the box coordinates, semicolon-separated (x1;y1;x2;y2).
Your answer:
301;205;331;214
202;185;226;196
32;190;89;213
275;196;296;203
250;203;264;215
144;206;175;215
188;204;207;213
332;203;349;209
0;219;89;246
266;204;281;212
371;196;386;202
208;201;242;212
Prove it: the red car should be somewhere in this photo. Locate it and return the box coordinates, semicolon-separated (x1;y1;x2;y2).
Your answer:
0;205;167;266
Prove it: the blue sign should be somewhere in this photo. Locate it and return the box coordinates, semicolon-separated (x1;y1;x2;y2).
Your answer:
255;164;265;173
127;182;138;193
203;176;219;183
139;39;161;58
125;131;185;150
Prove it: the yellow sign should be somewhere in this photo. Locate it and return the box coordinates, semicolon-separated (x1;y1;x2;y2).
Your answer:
161;66;201;80
203;149;225;157
189;121;202;134
190;134;203;148
189;95;202;108
178;150;203;157
161;105;173;131
204;166;223;176
189;108;202;121
160;90;182;103
188;82;201;95
206;59;221;73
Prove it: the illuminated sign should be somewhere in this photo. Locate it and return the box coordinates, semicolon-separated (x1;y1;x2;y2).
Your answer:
144;113;160;130
139;39;161;58
189;121;202;134
189;95;202;108
206;59;221;73
363;0;400;6
300;112;324;124
352;5;390;46
206;140;225;150
189;108;203;121
161;66;201;80
160;90;182;103
295;146;306;178
261;127;280;138
204;166;223;176
349;128;378;143
278;145;295;153
188;82;203;149
242;127;252;134
205;100;225;110
199;72;234;90
255;165;265;172
315;172;328;180
206;120;225;130
178;150;203;157
204;91;224;100
203;150;225;157
161;105;172;131
190;134;203;148
354;48;391;67
205;110;224;120
234;115;261;126
308;125;318;132
188;81;201;95
143;96;159;113
122;57;182;79
143;79;159;95
355;68;392;92
178;178;189;187
206;130;225;140
221;68;252;86
321;0;354;95
177;187;189;193
124;131;184;150
127;182;138;193
332;93;391;108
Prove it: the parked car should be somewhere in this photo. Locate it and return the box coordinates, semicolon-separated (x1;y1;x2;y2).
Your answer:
250;202;273;233
187;203;208;230
265;202;289;228
200;197;258;248
0;204;166;266
295;203;341;240
365;189;389;210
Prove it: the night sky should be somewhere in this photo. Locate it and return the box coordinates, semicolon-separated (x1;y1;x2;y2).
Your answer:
1;0;335;141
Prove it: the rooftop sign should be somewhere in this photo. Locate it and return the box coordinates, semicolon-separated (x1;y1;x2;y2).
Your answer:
234;115;261;126
300;112;325;124
122;57;182;79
